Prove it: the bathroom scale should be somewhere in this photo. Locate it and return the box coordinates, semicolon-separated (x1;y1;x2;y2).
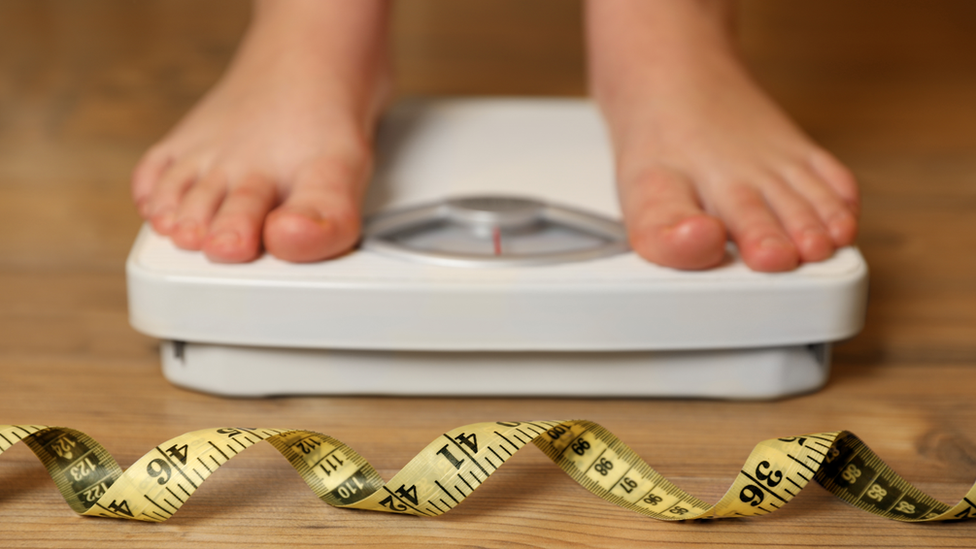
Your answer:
126;98;868;399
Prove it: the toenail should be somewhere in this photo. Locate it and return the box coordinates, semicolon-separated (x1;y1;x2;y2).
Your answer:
154;210;175;231
176;220;201;237
209;231;240;250
802;229;826;246
759;236;788;250
827;214;854;243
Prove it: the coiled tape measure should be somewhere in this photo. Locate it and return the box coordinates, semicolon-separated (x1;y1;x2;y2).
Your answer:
2;420;975;523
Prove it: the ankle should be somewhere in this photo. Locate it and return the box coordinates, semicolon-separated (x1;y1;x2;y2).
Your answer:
586;0;740;102
240;0;392;123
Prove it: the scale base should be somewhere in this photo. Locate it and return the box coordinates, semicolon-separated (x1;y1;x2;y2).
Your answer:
160;341;831;400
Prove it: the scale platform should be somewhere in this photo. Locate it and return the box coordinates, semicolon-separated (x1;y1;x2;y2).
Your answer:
127;98;868;399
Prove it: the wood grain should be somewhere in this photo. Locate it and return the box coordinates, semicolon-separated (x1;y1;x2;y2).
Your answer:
1;0;976;547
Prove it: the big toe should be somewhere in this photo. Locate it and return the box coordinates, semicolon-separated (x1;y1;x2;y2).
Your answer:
630;214;728;270
264;203;361;262
620;168;728;270
200;174;278;263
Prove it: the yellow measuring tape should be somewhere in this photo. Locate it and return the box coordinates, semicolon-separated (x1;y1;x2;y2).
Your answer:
3;420;975;522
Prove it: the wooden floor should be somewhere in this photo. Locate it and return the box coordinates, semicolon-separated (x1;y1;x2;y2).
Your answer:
2;0;976;546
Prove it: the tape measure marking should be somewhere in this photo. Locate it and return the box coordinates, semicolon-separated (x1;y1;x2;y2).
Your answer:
3;421;975;523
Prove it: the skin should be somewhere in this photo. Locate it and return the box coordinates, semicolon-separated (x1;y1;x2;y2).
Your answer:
586;0;859;271
132;0;858;271
132;0;391;263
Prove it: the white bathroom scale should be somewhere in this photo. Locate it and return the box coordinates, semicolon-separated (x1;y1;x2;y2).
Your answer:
127;98;868;399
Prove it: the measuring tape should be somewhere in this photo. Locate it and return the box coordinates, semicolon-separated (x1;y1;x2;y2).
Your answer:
3;420;975;522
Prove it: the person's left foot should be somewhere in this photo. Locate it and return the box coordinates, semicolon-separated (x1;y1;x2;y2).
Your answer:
588;0;859;272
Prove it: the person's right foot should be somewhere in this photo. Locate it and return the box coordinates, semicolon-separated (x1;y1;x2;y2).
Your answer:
131;0;391;263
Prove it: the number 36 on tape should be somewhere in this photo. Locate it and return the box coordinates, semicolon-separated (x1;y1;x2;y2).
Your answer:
2;420;975;523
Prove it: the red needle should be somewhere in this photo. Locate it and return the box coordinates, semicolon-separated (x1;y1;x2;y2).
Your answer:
492;227;502;256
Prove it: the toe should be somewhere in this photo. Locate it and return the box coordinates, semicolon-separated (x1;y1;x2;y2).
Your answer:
620;168;728;270
202;174;278;263
264;160;365;262
715;182;800;272
825;208;858;247
808;150;860;217
147;160;200;235
170;171;228;250
761;177;835;263
788;161;859;247
131;146;172;218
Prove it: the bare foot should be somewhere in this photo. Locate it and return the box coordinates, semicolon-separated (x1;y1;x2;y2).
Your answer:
131;0;390;263
586;0;859;272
